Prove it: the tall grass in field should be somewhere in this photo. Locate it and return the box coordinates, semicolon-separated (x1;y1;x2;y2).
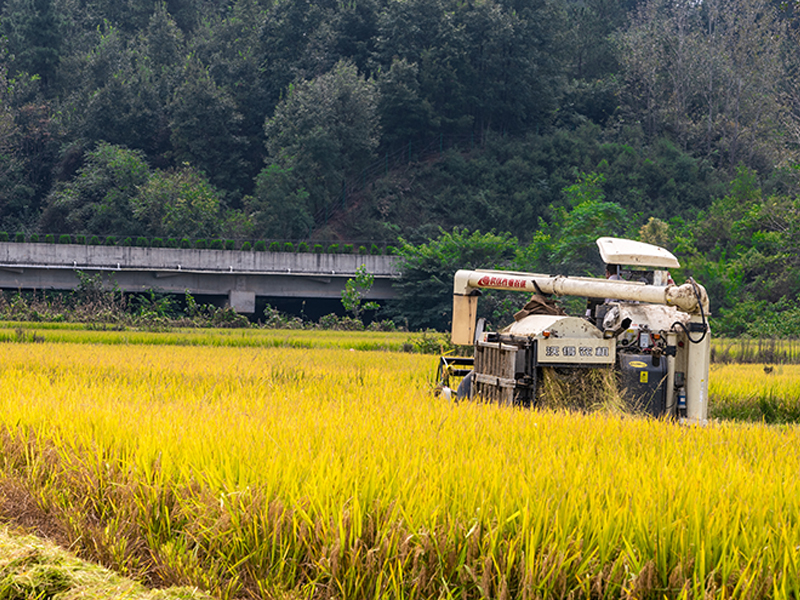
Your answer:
0;322;430;353
709;363;800;422
0;341;799;598
712;337;800;364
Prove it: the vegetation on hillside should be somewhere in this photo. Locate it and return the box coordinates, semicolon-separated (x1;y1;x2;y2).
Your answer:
3;0;800;331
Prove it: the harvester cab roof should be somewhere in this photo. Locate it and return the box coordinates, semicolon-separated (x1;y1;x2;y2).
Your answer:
597;237;678;287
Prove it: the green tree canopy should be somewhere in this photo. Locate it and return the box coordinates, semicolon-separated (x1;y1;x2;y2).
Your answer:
389;228;517;331
263;60;380;220
39;142;149;235
131;165;221;238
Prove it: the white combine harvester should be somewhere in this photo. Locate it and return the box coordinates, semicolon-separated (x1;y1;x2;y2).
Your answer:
441;237;711;424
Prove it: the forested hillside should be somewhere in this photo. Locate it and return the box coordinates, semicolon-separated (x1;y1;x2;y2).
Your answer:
2;0;800;333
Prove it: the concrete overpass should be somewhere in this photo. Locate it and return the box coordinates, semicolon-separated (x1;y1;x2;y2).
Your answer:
0;242;400;313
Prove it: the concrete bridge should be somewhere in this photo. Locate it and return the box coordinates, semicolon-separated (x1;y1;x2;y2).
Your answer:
0;242;400;313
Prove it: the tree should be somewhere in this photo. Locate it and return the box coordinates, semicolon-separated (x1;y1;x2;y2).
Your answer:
517;171;627;275
132;165;221;238
264;60;380;223
617;0;793;172
341;264;380;321
389;228;517;331
169;58;249;198
247;164;312;239
1;0;62;90
377;58;435;148
39;142;149;235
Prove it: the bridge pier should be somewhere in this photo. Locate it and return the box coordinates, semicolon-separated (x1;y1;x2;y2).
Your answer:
228;290;256;314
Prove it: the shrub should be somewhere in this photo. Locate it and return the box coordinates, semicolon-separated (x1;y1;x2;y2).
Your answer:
0;232;8;242
76;235;86;245
180;238;191;249
358;245;368;255
298;242;309;253
14;232;25;243
122;237;133;246
89;235;101;245
58;234;71;244
269;241;281;252
284;242;294;252
241;241;252;251
151;238;163;248
385;245;398;255
254;241;267;252
210;239;224;250
371;244;381;255
29;233;39;243
225;240;235;250
136;236;148;247
104;236;115;246
327;243;339;254
314;244;324;254
44;234;56;244
344;244;354;254
166;238;179;248
194;239;207;249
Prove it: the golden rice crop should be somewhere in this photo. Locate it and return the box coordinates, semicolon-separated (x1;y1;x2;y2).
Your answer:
0;339;798;599
709;363;800;422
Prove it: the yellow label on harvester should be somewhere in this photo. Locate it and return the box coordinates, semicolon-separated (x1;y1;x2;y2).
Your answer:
630;361;647;368
640;371;649;383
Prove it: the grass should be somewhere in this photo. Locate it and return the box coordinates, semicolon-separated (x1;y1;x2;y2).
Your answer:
711;337;800;364
0;336;799;598
0;321;451;354
0;526;212;600
708;363;800;423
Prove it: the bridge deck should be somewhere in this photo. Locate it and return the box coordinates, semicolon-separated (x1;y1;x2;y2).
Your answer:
0;243;400;313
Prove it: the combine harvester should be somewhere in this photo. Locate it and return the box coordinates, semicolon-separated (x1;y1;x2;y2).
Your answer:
440;237;711;424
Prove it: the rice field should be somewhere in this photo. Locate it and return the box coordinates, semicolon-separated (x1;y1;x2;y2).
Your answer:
0;331;799;599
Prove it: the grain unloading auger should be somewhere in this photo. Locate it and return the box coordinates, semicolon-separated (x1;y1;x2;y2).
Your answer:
442;237;711;425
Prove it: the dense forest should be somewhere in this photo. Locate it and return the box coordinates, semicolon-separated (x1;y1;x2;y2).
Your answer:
2;0;800;334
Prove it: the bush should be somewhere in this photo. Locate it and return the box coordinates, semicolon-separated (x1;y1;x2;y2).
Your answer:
58;234;71;244
284;242;294;252
104;236;115;246
298;242;309;253
371;244;381;255
210;239;224;250
317;313;364;331
385;245;398;255
344;244;354;254
358;245;368;255
76;235;86;245
194;239;207;249
14;232;25;243
225;240;235;250
135;236;148;247
122;237;133;246
166;238;179;248
0;232;8;242
269;241;281;252
29;233;39;243
254;241;267;252
89;235;101;245
44;234;56;244
327;243;339;254
180;238;191;249
241;241;252;251
314;244;324;254
151;238;163;248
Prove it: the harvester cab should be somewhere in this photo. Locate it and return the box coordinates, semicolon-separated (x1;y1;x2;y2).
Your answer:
440;237;711;424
